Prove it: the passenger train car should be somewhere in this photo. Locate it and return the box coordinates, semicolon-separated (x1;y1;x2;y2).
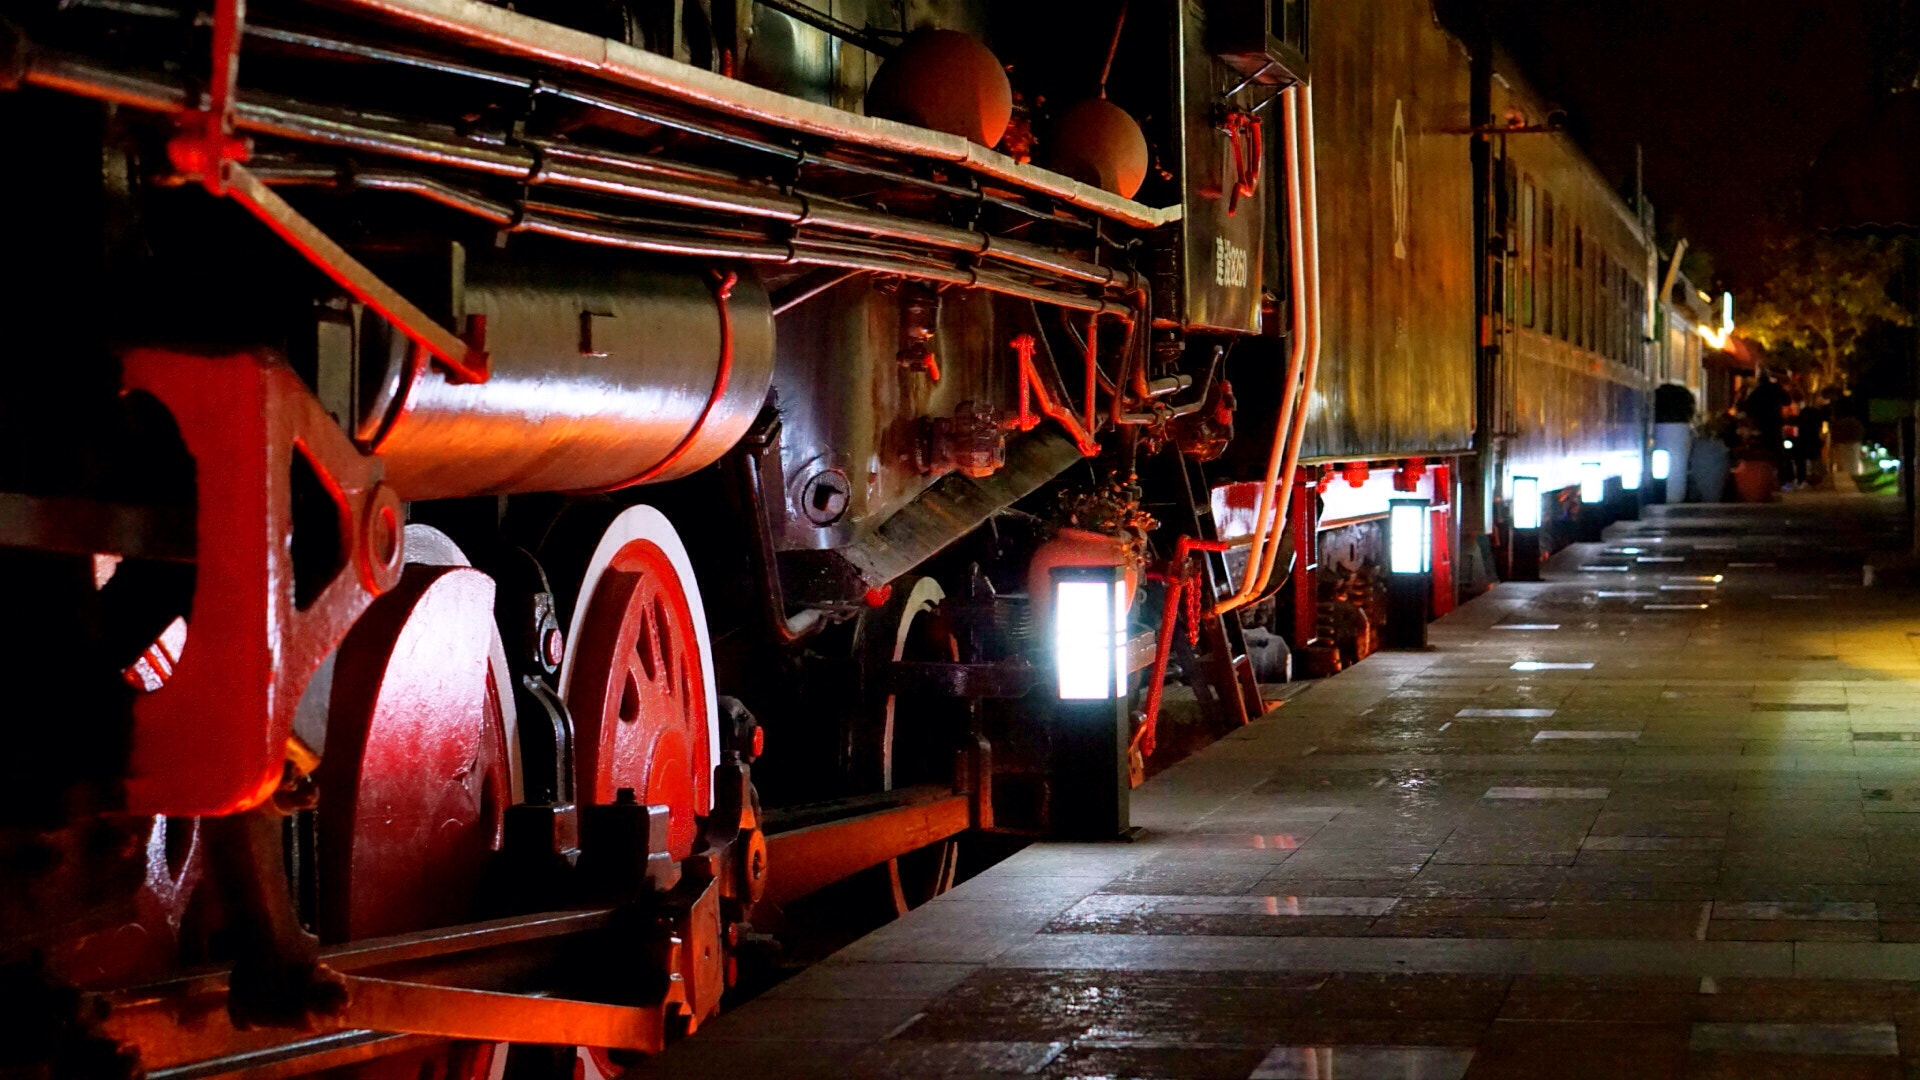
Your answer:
1481;43;1657;538
0;0;1656;1074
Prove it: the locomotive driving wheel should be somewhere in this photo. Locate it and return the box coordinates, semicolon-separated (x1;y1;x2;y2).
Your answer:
851;576;964;915
310;526;517;1080
557;506;723;1070
559;506;717;862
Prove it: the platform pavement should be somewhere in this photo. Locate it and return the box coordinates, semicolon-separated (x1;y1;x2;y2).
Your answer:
638;493;1920;1078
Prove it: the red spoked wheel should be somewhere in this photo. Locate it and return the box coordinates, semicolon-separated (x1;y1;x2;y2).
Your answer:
557;507;718;1076
560;507;716;862
312;527;515;1080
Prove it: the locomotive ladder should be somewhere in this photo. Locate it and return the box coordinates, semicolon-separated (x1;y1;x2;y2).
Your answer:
1169;455;1268;727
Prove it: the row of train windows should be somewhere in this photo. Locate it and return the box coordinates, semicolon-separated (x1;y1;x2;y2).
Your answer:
1499;167;1646;368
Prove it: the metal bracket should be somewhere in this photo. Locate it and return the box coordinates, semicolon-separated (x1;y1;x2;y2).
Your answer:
224;165;491;384
162;0;488;384
119;349;403;816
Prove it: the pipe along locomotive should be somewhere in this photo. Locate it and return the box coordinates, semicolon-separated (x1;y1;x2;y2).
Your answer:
0;0;1658;1074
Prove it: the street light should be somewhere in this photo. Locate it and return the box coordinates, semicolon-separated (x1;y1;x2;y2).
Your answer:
1510;475;1541;582
1512;475;1542;530
1614;451;1643;522
1385;497;1432;648
1618;452;1642;492
1053;567;1127;700
1049;564;1131;839
1579;461;1605;504
1650;449;1671;482
1388;498;1432;574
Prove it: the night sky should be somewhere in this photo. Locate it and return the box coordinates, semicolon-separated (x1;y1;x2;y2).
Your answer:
1479;0;1893;291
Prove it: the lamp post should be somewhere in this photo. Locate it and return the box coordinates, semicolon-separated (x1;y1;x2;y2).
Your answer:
1510;475;1541;582
1577;461;1606;541
1649;448;1671;505
1049;565;1131;840
1616;451;1642;521
1385;497;1433;649
1579;461;1605;505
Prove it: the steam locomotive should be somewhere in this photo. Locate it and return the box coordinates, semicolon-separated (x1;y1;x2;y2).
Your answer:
0;0;1667;1075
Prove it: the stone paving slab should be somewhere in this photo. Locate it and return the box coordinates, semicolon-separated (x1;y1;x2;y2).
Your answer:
640;495;1920;1078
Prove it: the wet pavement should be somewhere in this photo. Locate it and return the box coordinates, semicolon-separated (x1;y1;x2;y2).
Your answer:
644;494;1920;1078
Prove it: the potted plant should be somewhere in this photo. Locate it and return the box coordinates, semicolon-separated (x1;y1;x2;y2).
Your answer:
1688;413;1735;502
1728;420;1780;502
1652;384;1697;503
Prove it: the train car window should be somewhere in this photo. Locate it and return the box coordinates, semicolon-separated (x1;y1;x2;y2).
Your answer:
1598;253;1611;360
1589;241;1600;354
1540;191;1554;336
1554;205;1570;342
1572;227;1585;351
1617;265;1627;363
1555;214;1568;343
1633;275;1647;367
1624;267;1634;365
1604;256;1618;361
1619;265;1631;363
1520;180;1535;329
1503;166;1518;323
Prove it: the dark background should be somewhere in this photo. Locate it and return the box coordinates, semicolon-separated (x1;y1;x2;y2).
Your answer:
1471;0;1917;290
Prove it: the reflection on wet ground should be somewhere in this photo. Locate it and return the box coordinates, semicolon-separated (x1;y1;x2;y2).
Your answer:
644;495;1920;1078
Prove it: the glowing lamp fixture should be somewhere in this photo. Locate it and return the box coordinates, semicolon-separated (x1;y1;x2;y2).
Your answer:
1511;475;1541;530
1052;566;1128;700
1650;449;1672;481
1695;291;1737;350
1619;452;1642;492
1388;498;1432;575
1579;461;1604;504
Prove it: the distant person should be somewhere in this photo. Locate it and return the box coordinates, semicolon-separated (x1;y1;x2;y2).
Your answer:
1796;394;1830;487
1832;412;1866;486
1781;396;1804;485
1741;375;1790;477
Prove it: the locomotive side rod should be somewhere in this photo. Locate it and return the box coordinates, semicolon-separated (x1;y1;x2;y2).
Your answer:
97;783;988;1076
98;909;627;1071
106;977;677;1071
